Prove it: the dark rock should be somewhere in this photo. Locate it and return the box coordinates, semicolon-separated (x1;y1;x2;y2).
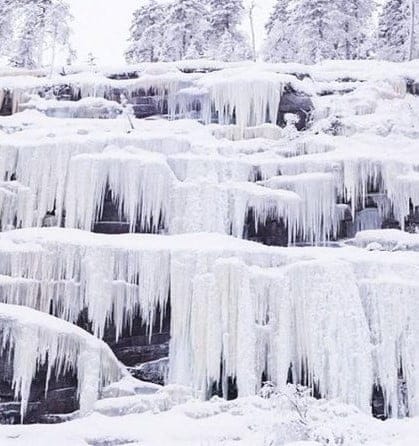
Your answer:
0;90;13;116
130;358;168;385
278;88;313;131
407;79;419;95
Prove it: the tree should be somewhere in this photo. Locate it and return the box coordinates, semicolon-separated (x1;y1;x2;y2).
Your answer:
10;0;45;68
0;0;14;59
377;0;418;61
265;0;373;64
206;0;251;61
263;0;295;62
9;0;72;69
288;0;342;63
47;0;72;73
125;0;166;63
337;0;374;60
160;0;209;61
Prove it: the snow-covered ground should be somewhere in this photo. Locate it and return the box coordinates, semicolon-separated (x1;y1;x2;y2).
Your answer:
0;386;419;445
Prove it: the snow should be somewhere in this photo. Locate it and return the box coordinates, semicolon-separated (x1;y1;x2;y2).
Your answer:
0;387;419;445
354;229;419;251
22;96;124;119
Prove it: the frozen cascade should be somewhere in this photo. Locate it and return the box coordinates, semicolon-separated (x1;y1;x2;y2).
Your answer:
226;182;301;240
169;180;301;240
168;257;372;410
196;69;289;133
261;172;339;243
360;278;419;416
0;303;123;420
0;229;172;340
0;182;34;231
65;148;175;232
2;229;419;415
3;61;419;424
275;260;373;412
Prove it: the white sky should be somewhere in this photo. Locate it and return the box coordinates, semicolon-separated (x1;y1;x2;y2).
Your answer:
68;0;275;65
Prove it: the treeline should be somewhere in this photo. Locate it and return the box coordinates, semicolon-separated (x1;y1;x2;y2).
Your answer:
0;0;417;69
127;0;419;64
125;0;252;63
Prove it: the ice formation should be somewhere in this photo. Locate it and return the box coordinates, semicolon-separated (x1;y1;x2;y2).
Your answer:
65;147;175;232
0;302;124;420
1;61;419;244
261;172;339;243
1;228;419;416
0;181;33;231
1;60;419;423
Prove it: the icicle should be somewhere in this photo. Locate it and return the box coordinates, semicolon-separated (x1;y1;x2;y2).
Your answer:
0;303;123;421
0;229;171;342
65;148;175;232
359;277;419;416
387;172;419;231
262;172;339;244
198;69;286;136
227;182;301;241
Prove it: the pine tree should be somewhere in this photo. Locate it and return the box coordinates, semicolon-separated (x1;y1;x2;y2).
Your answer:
47;0;72;71
125;0;166;63
377;0;413;61
9;0;72;69
0;0;14;59
336;0;374;60
263;0;294;62
287;0;342;63
206;0;251;61
160;0;209;61
10;0;46;68
269;0;374;64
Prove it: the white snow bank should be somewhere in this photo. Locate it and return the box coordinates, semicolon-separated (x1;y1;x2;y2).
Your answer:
0;386;412;446
353;229;419;251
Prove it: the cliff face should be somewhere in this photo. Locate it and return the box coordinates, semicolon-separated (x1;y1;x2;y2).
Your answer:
0;60;419;424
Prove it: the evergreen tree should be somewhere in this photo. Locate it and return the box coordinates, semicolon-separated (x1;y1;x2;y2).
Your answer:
265;0;374;64
263;0;295;62
47;0;72;71
10;0;46;68
336;0;374;60
288;0;342;63
9;0;72;69
0;0;14;59
377;0;412;61
125;0;166;63
160;0;209;61
206;0;251;61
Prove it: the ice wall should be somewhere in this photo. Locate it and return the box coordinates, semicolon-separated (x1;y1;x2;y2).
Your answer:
1;229;419;416
0;303;123;420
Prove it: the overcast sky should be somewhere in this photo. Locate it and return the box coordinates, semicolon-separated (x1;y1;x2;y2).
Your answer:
68;0;276;65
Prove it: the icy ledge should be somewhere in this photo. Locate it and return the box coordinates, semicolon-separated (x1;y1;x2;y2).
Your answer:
0;303;124;421
2;228;419;416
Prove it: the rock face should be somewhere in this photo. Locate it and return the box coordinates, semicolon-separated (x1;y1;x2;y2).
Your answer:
0;354;78;424
278;87;313;130
130;358;168;385
0;91;12;116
